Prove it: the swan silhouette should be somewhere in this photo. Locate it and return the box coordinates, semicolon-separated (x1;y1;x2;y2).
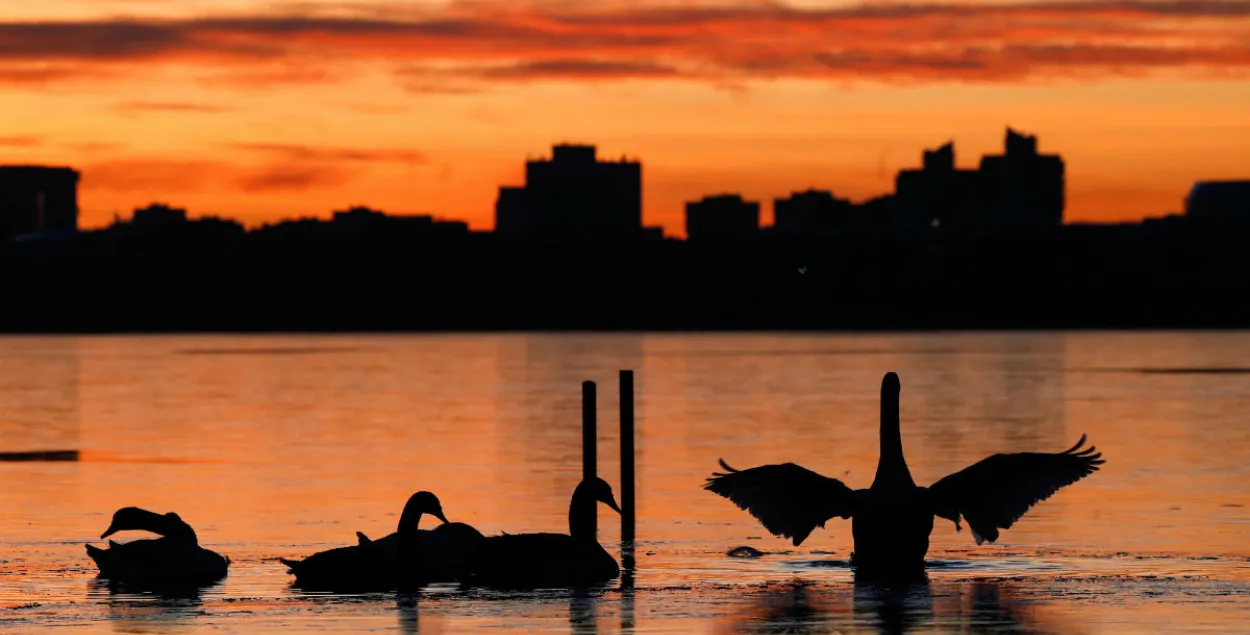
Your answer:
469;477;622;588
705;372;1104;573
281;491;482;591
85;507;229;589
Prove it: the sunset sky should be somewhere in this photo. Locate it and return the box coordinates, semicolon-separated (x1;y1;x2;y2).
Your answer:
1;0;1248;235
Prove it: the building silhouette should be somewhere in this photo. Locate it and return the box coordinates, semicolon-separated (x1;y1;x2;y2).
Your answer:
0;166;79;240
979;128;1065;229
890;129;1064;233
495;144;642;241
686;194;760;240
1186;181;1250;219
494;186;529;238
131;203;188;227
773;189;853;237
894;142;981;232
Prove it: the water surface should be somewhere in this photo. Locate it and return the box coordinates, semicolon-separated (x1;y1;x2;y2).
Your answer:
2;332;1249;633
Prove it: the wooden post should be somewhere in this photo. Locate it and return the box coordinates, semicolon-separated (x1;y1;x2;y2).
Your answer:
582;380;597;539
619;370;636;545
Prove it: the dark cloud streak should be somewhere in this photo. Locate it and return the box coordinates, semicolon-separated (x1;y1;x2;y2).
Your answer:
115;101;231;113
230;142;428;164
0;135;44;147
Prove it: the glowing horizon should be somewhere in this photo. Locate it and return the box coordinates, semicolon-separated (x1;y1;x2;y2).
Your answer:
2;0;1249;235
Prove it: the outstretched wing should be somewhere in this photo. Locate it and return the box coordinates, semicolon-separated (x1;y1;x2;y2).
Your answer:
928;434;1105;545
704;459;857;546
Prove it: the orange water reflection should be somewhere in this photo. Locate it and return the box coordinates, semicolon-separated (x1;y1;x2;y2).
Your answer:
1;333;1249;633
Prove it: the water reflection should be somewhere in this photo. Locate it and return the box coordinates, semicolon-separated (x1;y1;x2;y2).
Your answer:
397;593;419;635
90;579;203;634
569;589;599;635
619;545;636;635
720;580;839;634
851;574;933;635
722;576;1069;635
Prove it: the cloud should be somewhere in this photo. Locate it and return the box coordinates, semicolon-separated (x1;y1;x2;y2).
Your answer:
81;153;374;194
114;101;231;113
234;163;349;192
476;59;683;80
0;135;44;147
67;141;123;153
230;142;428;164
82;158;226;192
0;0;1248;86
0;63;107;84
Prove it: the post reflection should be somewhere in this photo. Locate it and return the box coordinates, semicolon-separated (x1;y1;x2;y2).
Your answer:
719;575;1073;635
620;544;636;635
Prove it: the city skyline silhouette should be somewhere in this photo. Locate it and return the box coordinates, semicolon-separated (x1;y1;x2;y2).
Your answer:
4;126;1242;243
2;1;1248;233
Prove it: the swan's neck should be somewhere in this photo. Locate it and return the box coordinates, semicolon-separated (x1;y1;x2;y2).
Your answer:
136;512;198;545
568;484;598;543
872;390;914;489
397;503;425;537
164;521;199;545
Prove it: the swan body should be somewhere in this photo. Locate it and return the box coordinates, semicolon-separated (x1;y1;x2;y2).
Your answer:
470;477;622;588
354;521;486;582
281;491;479;591
706;372;1105;574
85;507;228;589
280;538;391;592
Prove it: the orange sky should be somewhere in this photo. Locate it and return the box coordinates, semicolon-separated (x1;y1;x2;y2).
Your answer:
1;0;1249;236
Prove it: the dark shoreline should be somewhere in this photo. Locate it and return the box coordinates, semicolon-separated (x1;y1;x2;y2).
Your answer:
5;214;1250;334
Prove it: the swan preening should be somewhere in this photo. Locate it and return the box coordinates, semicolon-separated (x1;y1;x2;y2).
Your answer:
705;372;1105;574
278;478;621;591
85;507;228;589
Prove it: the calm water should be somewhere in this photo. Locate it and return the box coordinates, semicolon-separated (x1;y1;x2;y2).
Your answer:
1;332;1249;633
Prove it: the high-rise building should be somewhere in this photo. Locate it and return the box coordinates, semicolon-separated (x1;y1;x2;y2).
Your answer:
978;128;1065;229
685;194;760;240
0;166;79;239
889;129;1066;233
773;189;853;237
495;144;642;241
894;142;981;232
494;186;529;238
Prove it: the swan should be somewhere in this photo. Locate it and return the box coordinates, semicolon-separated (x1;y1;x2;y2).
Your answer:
281;491;481;591
705;372;1104;574
355;521;485;584
85;507;229;589
469;477;622;588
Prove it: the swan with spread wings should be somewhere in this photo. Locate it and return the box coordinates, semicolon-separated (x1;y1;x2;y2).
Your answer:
704;372;1104;573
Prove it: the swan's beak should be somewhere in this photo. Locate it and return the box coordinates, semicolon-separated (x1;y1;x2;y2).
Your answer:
433;509;449;524
100;522;121;539
604;496;622;515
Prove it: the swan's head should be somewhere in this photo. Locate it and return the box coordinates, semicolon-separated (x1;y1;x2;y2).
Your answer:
398;491;449;533
100;507;175;539
881;372;901;395
580;477;623;515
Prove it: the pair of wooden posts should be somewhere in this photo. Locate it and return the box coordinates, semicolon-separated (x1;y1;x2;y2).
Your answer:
581;370;636;544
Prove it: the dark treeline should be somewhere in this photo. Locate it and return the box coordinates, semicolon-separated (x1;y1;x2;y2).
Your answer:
3;213;1250;332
